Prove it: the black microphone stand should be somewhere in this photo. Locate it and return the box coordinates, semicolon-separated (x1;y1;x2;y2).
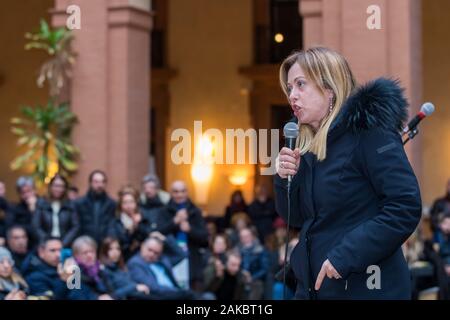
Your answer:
403;127;419;145
283;179;292;300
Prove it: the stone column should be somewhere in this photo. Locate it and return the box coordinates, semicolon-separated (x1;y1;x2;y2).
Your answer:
51;0;153;195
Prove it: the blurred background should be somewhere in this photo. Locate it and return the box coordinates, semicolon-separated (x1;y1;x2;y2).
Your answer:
0;0;449;300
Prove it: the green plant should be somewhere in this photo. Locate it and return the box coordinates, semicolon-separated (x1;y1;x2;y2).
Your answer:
25;19;75;98
10;101;79;186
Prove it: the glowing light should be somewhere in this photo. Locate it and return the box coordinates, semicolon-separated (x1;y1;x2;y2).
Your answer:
228;172;248;186
198;136;214;159
191;164;213;183
274;33;284;43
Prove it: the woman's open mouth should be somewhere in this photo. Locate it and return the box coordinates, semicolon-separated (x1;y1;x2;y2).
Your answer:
291;104;301;116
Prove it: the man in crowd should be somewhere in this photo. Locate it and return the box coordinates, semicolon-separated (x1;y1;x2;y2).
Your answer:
203;250;251;300
237;227;269;299
6;225;31;272
23;237;82;299
0;180;8;246
157;180;209;291
431;178;450;232
248;184;277;244
140;174;170;212
6;176;42;247
127;236;195;300
75;170;116;244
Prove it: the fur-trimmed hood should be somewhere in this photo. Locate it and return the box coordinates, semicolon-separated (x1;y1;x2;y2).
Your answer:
332;77;409;134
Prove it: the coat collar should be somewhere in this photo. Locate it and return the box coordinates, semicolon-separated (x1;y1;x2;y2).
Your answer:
330;77;409;135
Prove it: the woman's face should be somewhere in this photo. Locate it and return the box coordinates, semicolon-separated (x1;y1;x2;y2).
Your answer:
75;243;97;266
287;63;331;130
0;258;13;278
235;218;247;231
50;177;66;200
121;194;137;215
275;227;287;241
213;236;227;255
232;193;242;204
107;241;122;263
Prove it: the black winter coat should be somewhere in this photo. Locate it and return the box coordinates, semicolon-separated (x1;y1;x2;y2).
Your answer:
274;78;422;300
32;199;80;247
74;190;116;244
248;198;277;243
23;255;83;300
158;199;209;284
107;210;160;261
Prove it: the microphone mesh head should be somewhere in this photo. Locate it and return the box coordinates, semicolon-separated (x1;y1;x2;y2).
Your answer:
283;122;299;138
421;102;435;116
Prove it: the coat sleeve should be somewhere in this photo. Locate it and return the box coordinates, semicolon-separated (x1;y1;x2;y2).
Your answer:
163;234;188;266
327;128;422;279
25;272;52;297
252;249;270;281
31;206;47;243
187;209;209;247
273;160;304;229
157;209;179;235
62;205;80;247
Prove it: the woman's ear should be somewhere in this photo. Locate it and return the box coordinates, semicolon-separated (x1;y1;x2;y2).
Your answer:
326;89;334;102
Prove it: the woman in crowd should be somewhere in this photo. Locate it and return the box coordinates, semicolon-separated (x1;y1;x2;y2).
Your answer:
71;235;114;300
33;174;80;248
108;186;156;260
99;237;152;300
203;234;231;288
0;247;28;300
222;190;248;230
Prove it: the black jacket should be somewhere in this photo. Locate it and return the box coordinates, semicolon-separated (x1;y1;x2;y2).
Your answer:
23;255;84;300
107;210;160;261
32;199;80;247
248;198;277;243
75;190;116;244
127;253;194;300
102;263;156;300
430;196;450;231
158;199;209;283
274;78;422;300
6;198;45;247
0;197;8;238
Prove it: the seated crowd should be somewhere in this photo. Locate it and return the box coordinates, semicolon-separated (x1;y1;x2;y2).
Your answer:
0;171;297;300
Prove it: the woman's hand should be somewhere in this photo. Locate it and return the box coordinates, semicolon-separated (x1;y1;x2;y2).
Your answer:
5;289;26;300
315;259;342;291
277;147;301;179
136;284;150;295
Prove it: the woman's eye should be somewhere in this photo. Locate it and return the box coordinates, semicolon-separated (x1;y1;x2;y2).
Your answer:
296;80;305;88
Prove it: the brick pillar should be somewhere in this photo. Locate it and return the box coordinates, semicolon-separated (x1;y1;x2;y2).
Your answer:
51;0;153;196
299;0;423;182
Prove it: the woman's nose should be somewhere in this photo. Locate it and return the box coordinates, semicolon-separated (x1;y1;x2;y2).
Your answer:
289;89;298;104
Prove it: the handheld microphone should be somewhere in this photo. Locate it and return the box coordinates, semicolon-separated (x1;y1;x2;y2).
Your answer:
403;102;435;134
281;121;299;300
283;122;299;186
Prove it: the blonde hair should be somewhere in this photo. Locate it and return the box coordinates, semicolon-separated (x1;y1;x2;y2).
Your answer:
279;47;357;161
